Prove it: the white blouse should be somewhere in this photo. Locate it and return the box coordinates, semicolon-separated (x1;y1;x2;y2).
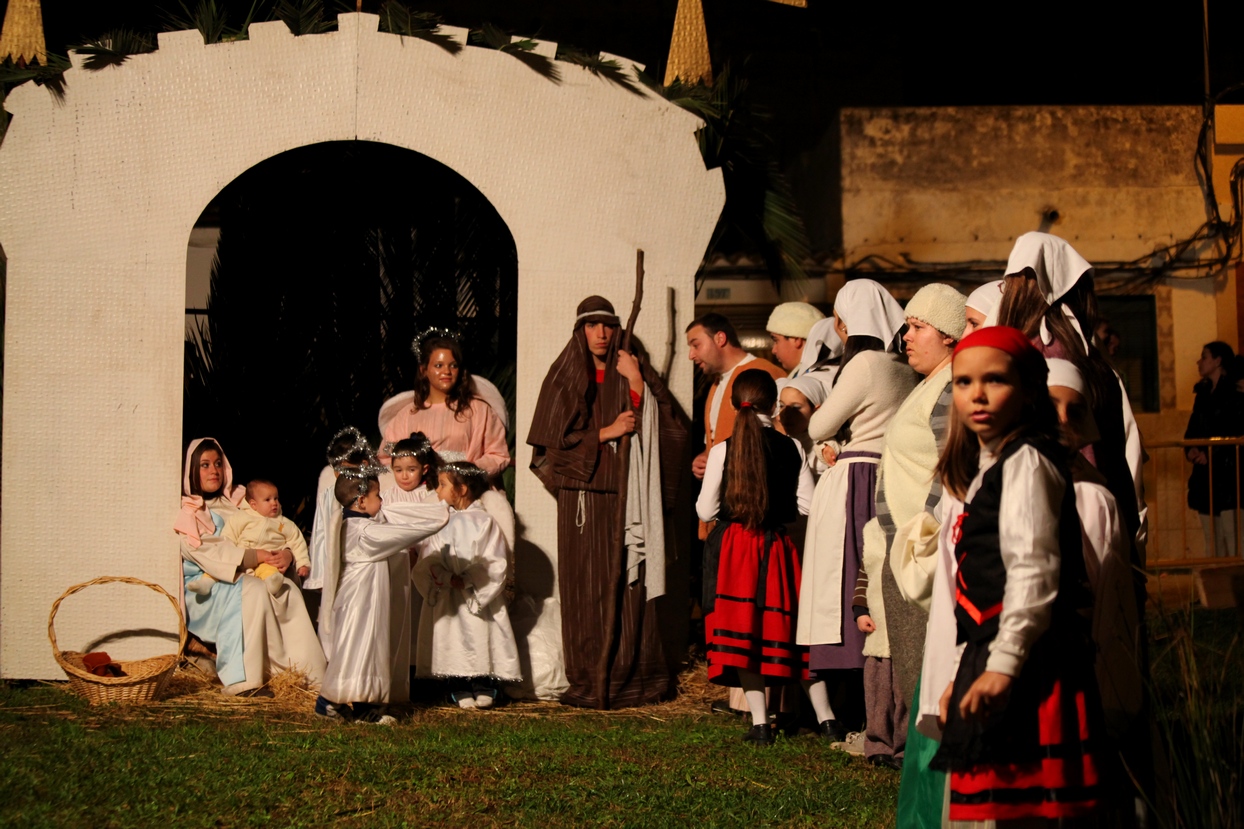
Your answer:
959;443;1065;678
695;415;815;523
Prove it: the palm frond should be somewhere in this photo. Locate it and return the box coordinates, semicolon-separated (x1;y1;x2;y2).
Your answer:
555;45;644;97
274;0;335;36
0;55;69;145
471;23;559;81
162;0;263;44
73;30;157;69
641;62;810;289
376;1;461;54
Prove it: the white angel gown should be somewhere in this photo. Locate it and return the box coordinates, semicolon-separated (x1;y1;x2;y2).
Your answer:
319;500;449;706
412;502;522;683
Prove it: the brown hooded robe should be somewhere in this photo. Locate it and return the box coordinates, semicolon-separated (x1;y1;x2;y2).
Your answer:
528;297;687;708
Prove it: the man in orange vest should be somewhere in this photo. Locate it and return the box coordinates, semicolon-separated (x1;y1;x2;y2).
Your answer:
686;312;787;483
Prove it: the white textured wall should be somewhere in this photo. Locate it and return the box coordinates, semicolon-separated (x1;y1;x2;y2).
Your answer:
0;14;724;679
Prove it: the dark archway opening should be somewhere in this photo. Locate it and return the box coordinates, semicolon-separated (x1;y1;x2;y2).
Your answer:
184;140;518;526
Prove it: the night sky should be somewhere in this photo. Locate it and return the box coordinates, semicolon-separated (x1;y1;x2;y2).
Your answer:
11;1;1243;159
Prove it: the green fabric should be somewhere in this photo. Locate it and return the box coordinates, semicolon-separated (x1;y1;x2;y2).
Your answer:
897;676;945;829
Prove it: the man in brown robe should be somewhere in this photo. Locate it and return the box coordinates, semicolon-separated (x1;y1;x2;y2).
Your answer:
528;296;688;709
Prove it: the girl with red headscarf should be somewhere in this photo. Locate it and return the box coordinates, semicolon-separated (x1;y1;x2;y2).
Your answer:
928;327;1102;824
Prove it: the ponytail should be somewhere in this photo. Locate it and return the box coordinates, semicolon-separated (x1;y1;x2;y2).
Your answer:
724;370;778;530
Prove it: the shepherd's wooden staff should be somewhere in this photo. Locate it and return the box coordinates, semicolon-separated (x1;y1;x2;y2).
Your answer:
594;249;645;709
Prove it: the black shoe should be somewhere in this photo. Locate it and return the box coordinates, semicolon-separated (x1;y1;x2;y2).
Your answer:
818;719;847;741
710;700;743;716
742;724;775;745
867;754;903;770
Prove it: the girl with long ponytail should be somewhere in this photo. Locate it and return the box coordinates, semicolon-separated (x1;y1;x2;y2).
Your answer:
696;369;835;744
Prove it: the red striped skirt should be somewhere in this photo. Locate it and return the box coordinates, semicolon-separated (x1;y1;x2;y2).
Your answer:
935;638;1101;821
704;522;810;686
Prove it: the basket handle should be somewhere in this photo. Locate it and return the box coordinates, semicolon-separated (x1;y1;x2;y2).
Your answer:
48;576;188;659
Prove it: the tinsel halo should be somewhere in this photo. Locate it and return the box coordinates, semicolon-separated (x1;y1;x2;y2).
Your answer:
338;459;387;499
326;426;372;468
388;433;433;460
438;450;488;478
410;325;462;364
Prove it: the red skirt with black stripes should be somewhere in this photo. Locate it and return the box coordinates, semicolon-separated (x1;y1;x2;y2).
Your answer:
933;636;1102;821
704;522;810;686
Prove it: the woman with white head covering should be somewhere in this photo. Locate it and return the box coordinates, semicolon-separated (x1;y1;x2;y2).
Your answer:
964;280;1003;333
994;232;1147;564
778;371;835;481
795;279;918;738
794;316;845;381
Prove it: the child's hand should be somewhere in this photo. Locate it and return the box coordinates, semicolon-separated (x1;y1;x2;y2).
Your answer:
958;671;1012;721
297;565;310;579
856;614;876;633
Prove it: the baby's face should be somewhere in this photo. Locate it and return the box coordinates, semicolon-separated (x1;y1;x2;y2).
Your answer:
247;483;281;518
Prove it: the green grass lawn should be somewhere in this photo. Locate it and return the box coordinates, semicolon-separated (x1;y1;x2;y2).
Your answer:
0;681;899;828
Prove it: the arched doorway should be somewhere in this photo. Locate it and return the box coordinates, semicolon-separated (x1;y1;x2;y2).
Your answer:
184;140;518;520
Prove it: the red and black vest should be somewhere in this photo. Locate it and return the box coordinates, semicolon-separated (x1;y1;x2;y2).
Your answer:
953;437;1089;645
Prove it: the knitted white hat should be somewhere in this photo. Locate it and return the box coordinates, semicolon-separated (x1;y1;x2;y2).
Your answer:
904;283;967;340
766;301;825;339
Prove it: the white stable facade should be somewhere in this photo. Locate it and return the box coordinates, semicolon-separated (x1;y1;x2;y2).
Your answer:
0;13;724;682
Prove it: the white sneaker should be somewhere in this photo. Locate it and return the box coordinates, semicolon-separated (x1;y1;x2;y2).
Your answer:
831;731;866;756
457;696;477;709
474;694;495;709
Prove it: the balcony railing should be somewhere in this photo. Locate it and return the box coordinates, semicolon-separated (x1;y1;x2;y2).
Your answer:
1145;436;1243;568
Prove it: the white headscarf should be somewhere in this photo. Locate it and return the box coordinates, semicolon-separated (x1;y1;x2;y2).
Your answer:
795;316;844;375
1046;358;1086;396
966;280;1004;318
1004;232;1093;351
784;370;834;408
833;278;906;351
1046;358;1100;445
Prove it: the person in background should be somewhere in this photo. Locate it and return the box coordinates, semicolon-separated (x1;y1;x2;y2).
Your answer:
964;281;1002;334
1185;341;1244;557
766;301;826;377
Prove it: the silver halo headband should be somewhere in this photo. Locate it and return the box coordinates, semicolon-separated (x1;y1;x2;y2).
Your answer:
411;325;463;365
327;426;375;469
389;433;433;460
338;460;386;500
438;450;488;480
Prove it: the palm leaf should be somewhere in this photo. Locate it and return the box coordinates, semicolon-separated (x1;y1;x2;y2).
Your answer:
555;45;644;97
375;0;461;53
274;0;336;36
162;0;263;44
73;30;157;69
471;23;559;82
0;55;69;146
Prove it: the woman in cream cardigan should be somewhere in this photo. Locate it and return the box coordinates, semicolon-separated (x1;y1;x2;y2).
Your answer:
858;284;966;827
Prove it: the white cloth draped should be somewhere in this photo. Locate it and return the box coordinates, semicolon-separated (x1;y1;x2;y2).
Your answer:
625;382;666;598
411;503;522;682
320;500;449;705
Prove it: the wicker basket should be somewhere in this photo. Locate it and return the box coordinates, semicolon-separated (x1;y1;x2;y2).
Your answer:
48;576;187;705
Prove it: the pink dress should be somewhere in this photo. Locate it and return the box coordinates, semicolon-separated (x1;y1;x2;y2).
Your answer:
382;397;510;477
